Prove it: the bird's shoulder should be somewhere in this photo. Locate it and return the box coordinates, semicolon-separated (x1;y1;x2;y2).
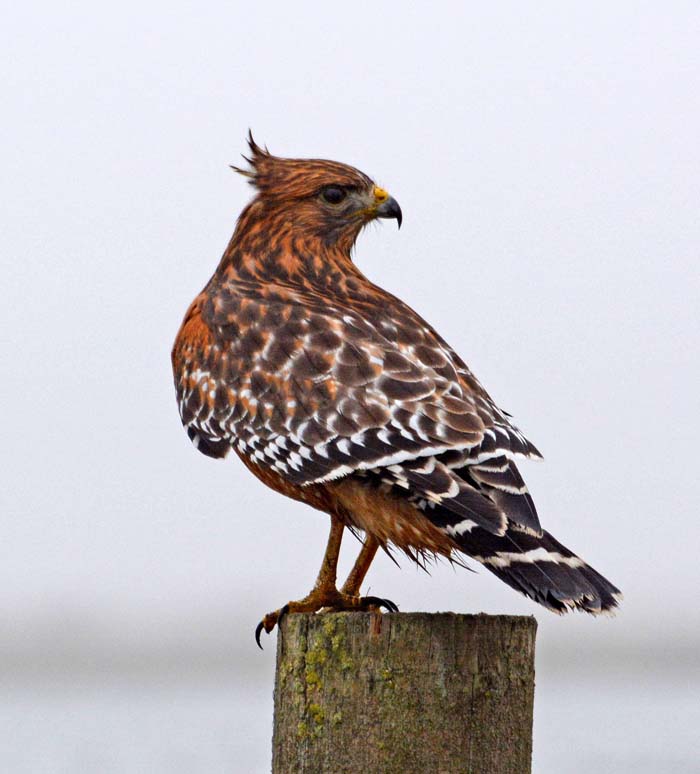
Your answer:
200;273;486;401
173;272;533;474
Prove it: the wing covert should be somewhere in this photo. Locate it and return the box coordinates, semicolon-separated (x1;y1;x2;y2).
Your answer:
174;285;541;536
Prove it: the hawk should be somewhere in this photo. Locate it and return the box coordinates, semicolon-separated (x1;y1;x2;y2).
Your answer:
172;134;621;645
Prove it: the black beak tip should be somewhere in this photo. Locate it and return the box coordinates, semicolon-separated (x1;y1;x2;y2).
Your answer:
377;197;403;229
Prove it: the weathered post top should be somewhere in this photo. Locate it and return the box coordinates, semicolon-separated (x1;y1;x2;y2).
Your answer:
272;612;537;774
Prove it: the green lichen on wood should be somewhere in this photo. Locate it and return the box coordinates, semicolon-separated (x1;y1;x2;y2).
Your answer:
272;613;537;774
284;613;359;742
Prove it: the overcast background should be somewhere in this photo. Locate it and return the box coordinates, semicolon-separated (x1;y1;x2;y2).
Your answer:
2;3;699;772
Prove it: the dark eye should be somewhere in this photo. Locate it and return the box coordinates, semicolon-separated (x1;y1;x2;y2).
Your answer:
321;186;347;205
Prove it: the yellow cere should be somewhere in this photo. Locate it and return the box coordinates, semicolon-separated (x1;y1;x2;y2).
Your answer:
373;186;389;203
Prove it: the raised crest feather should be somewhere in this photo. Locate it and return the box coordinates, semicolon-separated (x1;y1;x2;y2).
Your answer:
230;130;271;184
228;131;372;197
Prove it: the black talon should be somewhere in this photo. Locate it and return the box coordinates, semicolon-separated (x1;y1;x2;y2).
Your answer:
255;604;291;650
255;620;266;650
363;596;399;612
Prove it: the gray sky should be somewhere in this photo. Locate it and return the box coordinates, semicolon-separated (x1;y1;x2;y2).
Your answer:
3;1;699;678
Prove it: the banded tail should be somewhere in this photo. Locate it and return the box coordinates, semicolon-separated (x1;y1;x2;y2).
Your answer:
455;525;621;614
384;452;622;614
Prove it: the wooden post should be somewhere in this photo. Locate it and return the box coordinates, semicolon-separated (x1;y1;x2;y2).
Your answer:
271;612;537;774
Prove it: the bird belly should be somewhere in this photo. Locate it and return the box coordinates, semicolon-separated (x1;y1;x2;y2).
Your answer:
326;477;457;559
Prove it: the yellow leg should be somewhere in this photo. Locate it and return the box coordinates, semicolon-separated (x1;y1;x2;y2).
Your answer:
341;534;380;597
313;515;344;592
255;521;397;648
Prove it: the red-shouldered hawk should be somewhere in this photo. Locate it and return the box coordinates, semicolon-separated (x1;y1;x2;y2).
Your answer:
172;133;621;646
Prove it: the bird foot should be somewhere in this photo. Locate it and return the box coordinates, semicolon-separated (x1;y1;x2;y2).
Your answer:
254;589;398;648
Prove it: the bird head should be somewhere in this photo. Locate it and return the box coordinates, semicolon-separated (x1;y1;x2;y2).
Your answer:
231;132;402;249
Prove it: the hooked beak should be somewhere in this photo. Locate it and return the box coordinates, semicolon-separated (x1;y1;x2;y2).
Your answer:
372;186;402;229
376;196;403;229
